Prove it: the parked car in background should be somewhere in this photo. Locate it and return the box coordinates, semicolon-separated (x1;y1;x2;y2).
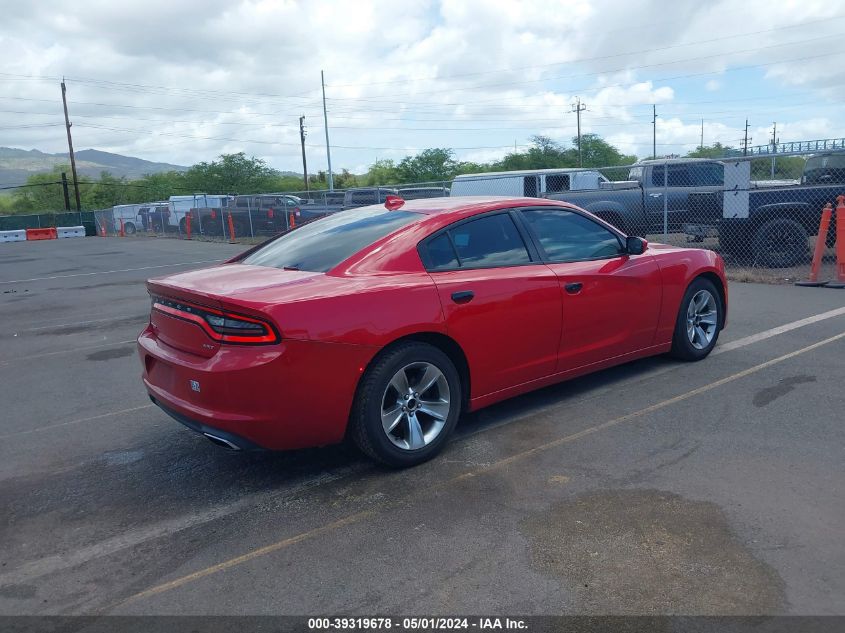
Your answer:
343;187;399;209
139;196;726;467
139;203;172;232
111;203;144;234
548;155;845;267
169;194;232;233
398;186;451;200
450;168;608;198
187;195;296;237
297;192;346;221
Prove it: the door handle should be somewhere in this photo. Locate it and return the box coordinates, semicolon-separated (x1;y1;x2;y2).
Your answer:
451;290;474;304
649;192;663;198
564;282;583;294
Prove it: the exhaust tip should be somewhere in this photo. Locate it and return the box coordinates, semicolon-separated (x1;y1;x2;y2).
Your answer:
203;432;241;450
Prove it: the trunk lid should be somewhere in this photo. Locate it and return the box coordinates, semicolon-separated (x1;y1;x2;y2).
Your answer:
146;264;321;357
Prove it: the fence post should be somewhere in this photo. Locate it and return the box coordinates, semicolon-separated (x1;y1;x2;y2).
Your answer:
663;159;669;239
247;205;254;238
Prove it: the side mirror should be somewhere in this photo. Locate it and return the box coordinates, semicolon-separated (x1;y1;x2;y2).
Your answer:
626;236;648;255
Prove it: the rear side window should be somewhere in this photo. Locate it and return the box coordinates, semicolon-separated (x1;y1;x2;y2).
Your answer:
545;174;570;193
242;208;416;272
425;233;459;270
422;213;531;271
520;208;622;262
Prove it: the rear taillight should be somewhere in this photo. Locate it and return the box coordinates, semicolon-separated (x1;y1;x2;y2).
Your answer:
267;207;274;219
151;295;279;344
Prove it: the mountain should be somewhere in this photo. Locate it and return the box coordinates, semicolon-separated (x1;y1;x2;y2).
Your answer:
0;147;187;188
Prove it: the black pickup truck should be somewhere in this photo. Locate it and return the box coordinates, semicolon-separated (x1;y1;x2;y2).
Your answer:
189;194;303;237
548;154;844;267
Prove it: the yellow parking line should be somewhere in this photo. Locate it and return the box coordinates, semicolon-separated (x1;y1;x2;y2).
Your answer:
126;511;373;604
122;330;845;605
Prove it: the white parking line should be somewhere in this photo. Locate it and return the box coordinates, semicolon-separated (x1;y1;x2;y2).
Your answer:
19;315;144;332
0;404;155;440
713;305;845;355
0;259;222;284
0;339;138;367
2;321;843;592
0;465;363;589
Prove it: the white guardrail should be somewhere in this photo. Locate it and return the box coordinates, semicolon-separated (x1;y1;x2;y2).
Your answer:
56;225;86;239
0;229;27;243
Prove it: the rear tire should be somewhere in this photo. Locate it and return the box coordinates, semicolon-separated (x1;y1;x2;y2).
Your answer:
350;342;461;468
124;222;136;235
752;217;809;268
670;277;723;361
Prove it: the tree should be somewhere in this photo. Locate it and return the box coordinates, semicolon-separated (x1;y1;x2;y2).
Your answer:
496;135;572;171
396;148;457;183
183;152;279;194
686;143;738;159
12;165;75;212
577;134;637;167
365;159;400;185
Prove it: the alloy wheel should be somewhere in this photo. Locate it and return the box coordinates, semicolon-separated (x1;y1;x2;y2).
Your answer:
686;289;718;350
380;362;451;451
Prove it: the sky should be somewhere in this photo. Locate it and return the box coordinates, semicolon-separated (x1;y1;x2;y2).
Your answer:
1;0;844;174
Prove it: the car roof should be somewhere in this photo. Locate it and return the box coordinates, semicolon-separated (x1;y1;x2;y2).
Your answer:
354;195;570;217
453;168;600;179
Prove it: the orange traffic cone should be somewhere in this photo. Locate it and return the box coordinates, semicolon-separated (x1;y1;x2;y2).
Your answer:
826;195;845;289
796;203;833;287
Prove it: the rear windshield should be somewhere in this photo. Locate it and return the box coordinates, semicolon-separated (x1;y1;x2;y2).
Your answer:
241;207;417;272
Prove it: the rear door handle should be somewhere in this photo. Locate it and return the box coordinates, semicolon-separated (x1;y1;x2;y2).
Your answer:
649;192;663;198
564;282;583;294
451;290;474;304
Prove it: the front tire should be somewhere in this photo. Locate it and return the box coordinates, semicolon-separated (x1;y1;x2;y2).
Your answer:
351;343;461;468
670;277;723;361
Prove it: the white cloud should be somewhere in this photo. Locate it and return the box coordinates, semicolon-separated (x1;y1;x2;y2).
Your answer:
0;0;843;174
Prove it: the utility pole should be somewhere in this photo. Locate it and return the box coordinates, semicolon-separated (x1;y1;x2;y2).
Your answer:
742;119;750;156
571;97;586;167
320;70;334;191
700;118;704;150
770;122;779;178
652;105;657;159
60;79;82;211
60;172;71;211
299;115;309;191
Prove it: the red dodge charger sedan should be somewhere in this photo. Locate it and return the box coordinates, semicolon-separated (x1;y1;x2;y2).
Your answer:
138;196;726;467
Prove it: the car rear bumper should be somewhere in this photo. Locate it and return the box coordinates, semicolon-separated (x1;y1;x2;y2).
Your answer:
137;325;377;451
149;396;264;450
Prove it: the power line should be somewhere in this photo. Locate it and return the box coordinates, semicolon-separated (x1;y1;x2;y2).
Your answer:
342;40;842;98
325;16;845;87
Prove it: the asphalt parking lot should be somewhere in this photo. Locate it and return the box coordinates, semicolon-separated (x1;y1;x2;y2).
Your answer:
0;236;844;617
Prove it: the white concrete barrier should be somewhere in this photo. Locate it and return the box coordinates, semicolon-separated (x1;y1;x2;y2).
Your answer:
0;229;27;243
56;225;86;239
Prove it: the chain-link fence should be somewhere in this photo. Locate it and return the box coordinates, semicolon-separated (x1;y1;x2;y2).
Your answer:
89;153;845;284
0;210;98;235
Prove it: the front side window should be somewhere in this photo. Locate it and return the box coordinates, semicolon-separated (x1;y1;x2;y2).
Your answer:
422;213;531;271
520;208;622;262
242;207;416;272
